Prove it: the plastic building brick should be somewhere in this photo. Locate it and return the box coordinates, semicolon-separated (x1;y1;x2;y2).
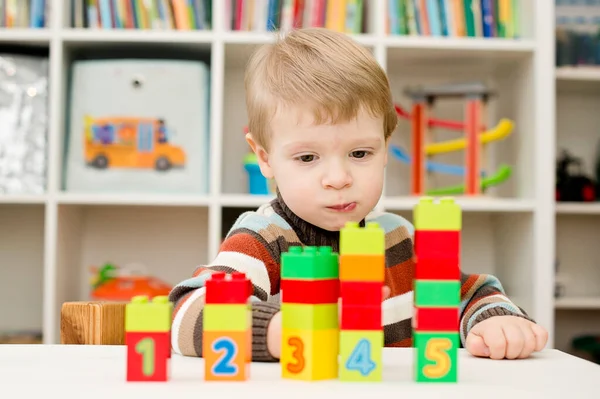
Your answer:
414;332;459;383
280;278;339;304
413;197;461;230
205;272;253;304
281;246;339;279
203;272;252;381
339;281;383;305
340;304;381;330
413;196;462;384
339;254;385;282
280;245;340;381
339;222;385;255
339;330;384;382
125;295;173;382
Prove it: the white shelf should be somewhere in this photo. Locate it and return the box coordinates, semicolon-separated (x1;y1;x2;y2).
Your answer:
556;66;600;94
0;1;558;351
556;203;600;215
555;297;600;310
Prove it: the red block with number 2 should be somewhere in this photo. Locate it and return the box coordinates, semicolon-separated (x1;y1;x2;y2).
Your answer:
126;331;170;382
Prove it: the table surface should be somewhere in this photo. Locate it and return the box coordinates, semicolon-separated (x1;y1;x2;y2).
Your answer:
1;345;599;398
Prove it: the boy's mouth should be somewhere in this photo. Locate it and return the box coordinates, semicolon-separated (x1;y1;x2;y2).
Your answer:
327;202;356;212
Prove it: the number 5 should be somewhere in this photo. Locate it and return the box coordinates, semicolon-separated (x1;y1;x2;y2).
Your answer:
424;338;451;378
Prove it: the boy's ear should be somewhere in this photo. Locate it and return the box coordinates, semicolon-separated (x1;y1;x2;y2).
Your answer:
245;132;274;179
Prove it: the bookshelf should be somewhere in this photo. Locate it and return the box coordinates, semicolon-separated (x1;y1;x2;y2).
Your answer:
0;0;558;351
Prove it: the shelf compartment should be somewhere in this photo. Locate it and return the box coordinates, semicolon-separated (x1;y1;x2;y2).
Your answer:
556;203;600;215
384;197;535;212
61;29;214;47
555;297;600;310
556;67;600;94
57;193;212;207
0;28;52;46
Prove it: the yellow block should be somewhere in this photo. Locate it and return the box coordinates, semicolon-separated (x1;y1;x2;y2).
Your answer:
281;328;339;381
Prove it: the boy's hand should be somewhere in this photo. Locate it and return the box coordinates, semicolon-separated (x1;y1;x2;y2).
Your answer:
465;316;548;360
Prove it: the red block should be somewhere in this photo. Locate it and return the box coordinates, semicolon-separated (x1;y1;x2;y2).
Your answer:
414;307;459;331
415;257;460;280
205;272;252;304
414;230;460;259
340;281;383;306
341;304;381;330
280;278;339;304
126;331;170;382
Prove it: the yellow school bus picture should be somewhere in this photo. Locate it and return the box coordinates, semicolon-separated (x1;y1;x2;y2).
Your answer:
83;115;186;171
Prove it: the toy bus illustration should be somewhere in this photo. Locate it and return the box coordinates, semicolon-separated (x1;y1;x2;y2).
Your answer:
83;115;186;171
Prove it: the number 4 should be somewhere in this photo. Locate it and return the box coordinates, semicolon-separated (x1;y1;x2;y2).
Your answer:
346;339;376;376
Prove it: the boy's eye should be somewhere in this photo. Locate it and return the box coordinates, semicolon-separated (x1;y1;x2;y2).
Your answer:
299;154;314;162
351;150;369;159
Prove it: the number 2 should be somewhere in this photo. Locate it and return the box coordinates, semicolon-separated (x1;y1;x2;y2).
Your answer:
135;337;155;376
286;337;305;374
212;337;238;375
424;338;451;378
346;339;376;376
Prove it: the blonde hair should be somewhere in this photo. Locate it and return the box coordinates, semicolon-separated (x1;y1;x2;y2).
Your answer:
244;28;397;151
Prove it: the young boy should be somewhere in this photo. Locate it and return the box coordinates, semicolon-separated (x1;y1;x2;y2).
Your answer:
169;28;548;362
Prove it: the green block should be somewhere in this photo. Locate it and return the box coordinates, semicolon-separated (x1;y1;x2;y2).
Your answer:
414;280;460;307
413;197;462;231
281;303;338;330
125;295;173;332
339;222;385;255
414;331;459;383
339;330;383;382
203;303;251;331
281;246;339;279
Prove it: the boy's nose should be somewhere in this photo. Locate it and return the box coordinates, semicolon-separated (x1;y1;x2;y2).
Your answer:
322;163;352;190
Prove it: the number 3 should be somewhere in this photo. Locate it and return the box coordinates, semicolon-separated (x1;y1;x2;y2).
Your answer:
424;338;451;378
286;337;305;374
212;337;238;375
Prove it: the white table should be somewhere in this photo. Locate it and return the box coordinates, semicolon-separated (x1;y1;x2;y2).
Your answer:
0;345;599;398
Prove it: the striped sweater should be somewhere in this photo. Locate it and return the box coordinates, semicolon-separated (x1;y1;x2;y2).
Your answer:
169;194;533;361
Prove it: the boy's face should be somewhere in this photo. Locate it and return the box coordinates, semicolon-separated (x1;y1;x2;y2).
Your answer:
247;107;388;231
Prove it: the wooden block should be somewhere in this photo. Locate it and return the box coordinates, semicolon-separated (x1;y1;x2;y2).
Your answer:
60;301;126;345
339;330;383;382
281;328;338;381
203;330;251;381
339;254;385;282
414;331;459;383
126;331;170;382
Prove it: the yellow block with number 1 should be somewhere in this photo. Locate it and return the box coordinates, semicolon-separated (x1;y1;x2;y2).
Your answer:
281;327;338;380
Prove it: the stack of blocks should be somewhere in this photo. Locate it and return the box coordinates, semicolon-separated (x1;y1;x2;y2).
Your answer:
413;197;462;383
339;222;385;382
280;246;339;380
125;295;173;382
203;272;253;381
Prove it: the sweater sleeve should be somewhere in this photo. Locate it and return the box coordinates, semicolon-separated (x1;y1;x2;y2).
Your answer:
459;273;535;346
168;228;282;362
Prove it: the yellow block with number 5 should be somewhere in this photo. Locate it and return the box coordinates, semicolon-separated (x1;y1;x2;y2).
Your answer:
414;331;459;382
281;327;338;380
339;330;383;382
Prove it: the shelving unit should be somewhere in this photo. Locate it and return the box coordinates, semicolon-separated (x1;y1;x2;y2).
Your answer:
0;1;556;348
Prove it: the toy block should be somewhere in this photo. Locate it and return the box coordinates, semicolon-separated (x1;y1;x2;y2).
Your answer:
126;331;170;382
339;254;385;282
61;301;125;345
414;230;460;259
339;281;384;306
413;197;461;231
281;246;339;279
203;304;252;331
281;327;339;380
340;222;385;255
414;331;459;383
340;304;381;330
339;330;383;382
125;295;173;382
205;272;253;304
203;329;251;381
414;280;461;307
280;278;339;304
414;307;459;331
281;303;338;330
415;257;460;280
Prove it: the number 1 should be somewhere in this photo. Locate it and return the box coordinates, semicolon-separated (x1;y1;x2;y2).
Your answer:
135;338;155;376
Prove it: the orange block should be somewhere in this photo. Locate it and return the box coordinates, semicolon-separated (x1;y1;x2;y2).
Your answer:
203;330;251;381
340;254;385;282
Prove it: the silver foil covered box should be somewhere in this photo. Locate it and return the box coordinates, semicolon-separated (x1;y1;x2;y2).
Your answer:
0;54;48;195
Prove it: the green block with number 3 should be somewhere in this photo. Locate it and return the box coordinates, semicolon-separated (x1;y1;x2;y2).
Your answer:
339;330;383;382
414;331;459;383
